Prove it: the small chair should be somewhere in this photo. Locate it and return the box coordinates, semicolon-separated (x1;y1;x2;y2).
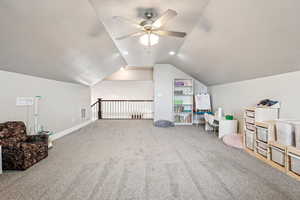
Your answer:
0;121;48;170
204;113;219;135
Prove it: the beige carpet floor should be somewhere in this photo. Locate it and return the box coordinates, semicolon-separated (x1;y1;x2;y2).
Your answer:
0;120;299;200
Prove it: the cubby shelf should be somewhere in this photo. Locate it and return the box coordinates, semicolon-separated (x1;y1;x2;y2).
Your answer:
173;79;193;125
243;110;300;181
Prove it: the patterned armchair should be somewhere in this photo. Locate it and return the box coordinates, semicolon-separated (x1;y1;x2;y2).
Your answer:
0;121;48;170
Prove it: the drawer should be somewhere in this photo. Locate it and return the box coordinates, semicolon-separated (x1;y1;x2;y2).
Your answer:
245;130;254;150
270;146;285;166
245;117;255;124
246;123;256;131
256;146;268;158
257;126;268;142
256;140;268;150
288;153;300;176
245;111;255;118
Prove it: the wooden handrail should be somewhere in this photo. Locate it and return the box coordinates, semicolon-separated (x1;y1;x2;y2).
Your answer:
92;100;153;106
91;99;153;120
91;101;98;107
101;100;153;102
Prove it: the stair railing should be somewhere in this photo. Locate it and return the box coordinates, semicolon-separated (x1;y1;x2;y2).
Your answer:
91;99;153;120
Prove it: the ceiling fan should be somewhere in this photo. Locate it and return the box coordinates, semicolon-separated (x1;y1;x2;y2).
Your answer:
113;9;187;46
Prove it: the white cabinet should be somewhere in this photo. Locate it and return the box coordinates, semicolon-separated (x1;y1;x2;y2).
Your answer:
243;107;279;153
218;119;238;138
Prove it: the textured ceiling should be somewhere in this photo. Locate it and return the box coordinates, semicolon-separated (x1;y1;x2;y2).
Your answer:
1;0;300;86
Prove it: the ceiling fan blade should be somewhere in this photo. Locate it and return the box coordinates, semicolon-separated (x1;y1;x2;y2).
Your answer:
152;30;186;38
112;16;142;28
115;31;145;40
152;9;178;28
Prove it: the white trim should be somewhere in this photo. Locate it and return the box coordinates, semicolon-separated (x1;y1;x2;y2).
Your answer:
50;120;93;141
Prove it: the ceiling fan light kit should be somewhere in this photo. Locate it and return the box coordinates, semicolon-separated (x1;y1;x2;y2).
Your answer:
169;51;176;55
140;33;159;46
114;9;187;47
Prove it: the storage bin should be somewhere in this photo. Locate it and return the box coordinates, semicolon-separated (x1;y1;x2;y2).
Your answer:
256;126;268;143
268;123;276;142
288;153;300;175
256;140;268;150
270;146;285;166
246;123;256;131
255;108;279;123
256;146;268;158
245;117;255;124
245;111;255;118
276;121;295;146
245;130;254;150
294;124;300;149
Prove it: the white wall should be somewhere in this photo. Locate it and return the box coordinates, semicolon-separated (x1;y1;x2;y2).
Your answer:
91;80;154;103
0;70;91;135
105;68;153;81
209;71;300;132
153;64;208;122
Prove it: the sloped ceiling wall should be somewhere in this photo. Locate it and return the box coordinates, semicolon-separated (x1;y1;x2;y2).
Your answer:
1;0;300;86
0;0;126;85
168;0;300;85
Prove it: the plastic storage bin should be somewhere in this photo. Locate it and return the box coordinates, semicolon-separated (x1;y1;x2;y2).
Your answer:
276;121;295;146
288;153;300;175
270;146;285;166
295;124;300;149
256;126;268;142
245;110;255;118
245;117;255;124
256;146;268;158
245;130;255;150
255;108;279;123
268;123;276;142
246;123;256;131
256;140;268;150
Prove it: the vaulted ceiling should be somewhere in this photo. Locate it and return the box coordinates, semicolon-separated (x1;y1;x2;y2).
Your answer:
1;0;300;86
0;0;126;85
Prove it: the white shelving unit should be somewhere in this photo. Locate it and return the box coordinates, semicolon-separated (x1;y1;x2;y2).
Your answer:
173;79;193;125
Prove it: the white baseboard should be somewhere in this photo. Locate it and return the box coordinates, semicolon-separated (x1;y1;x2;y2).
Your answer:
50;120;93;141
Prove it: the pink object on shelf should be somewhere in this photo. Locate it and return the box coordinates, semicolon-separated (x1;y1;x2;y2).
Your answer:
222;134;243;149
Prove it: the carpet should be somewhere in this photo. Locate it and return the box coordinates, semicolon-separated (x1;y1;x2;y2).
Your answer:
0;120;299;200
222;134;244;149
